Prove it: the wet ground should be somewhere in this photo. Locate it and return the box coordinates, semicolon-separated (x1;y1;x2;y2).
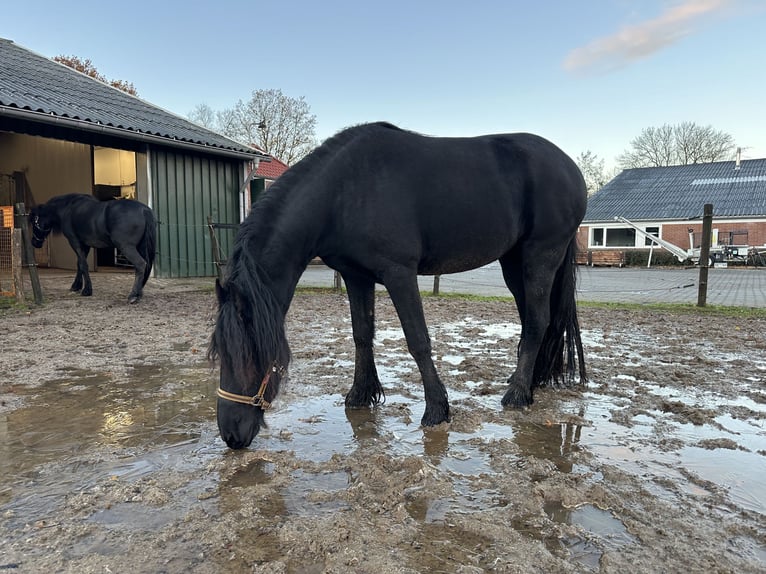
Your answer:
0;271;765;573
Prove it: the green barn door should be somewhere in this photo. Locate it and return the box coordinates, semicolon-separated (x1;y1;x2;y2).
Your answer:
151;149;241;278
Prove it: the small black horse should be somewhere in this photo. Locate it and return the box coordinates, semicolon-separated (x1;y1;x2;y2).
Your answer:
30;194;156;304
209;122;587;449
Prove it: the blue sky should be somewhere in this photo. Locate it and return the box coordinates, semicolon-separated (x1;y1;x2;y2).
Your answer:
3;0;765;168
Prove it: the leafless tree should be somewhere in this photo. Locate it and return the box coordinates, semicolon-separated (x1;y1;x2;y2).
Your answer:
575;150;612;195
215;89;317;165
53;55;138;96
188;103;218;129
617;122;735;168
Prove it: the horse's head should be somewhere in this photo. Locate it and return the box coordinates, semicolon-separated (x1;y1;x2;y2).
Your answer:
209;278;289;449
29;205;53;248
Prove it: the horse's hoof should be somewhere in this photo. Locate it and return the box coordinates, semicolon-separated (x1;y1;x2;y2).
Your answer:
501;385;533;409
345;392;369;409
420;405;450;427
81;291;92;297
345;381;384;408
128;294;141;304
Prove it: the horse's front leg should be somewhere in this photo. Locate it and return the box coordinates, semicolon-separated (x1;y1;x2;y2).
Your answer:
384;269;449;427
343;273;384;408
70;269;83;293
69;243;92;296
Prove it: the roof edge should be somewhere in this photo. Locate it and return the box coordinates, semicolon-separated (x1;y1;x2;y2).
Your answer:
1;106;267;161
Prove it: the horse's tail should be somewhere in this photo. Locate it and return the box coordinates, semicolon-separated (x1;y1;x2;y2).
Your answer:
533;236;587;387
140;207;156;287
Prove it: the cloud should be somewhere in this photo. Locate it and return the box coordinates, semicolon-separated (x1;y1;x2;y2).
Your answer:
564;0;733;74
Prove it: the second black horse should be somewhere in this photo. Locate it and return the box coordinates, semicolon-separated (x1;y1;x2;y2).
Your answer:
30;194;156;303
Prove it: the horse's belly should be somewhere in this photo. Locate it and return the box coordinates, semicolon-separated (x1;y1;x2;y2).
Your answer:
418;253;499;275
89;238;112;249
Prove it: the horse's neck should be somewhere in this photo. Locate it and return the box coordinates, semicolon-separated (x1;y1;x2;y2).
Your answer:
46;199;70;230
241;195;322;308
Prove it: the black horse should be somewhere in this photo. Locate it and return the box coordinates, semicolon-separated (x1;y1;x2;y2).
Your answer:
30;194;156;304
209;122;587;449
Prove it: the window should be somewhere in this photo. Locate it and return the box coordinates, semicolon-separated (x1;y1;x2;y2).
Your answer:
605;228;636;247
644;226;660;246
592;228;604;246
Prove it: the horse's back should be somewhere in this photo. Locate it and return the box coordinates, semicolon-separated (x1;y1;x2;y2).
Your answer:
49;194;152;246
321;125;586;273
335;124;585;216
104;199;154;237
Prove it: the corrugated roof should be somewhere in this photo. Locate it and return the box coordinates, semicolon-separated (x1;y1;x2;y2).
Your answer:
0;38;263;159
584;158;766;222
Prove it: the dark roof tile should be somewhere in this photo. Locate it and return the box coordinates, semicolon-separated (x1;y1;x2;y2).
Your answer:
0;38;263;159
584;159;766;222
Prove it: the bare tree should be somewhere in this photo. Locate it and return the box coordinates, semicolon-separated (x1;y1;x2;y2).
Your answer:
618;122;735;168
53;55;138;96
674;122;735;165
188;103;218;129
216;89;317;165
575;150;611;196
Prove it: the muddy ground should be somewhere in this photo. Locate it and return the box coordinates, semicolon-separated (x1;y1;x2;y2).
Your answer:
0;271;764;573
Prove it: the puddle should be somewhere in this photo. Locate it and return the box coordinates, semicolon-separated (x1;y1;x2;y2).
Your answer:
0;364;216;505
1;318;765;571
545;501;637;568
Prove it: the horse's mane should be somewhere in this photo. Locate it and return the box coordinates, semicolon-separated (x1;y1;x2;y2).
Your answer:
267;122;402;195
237;122;402;250
210;123;403;392
209;242;291;394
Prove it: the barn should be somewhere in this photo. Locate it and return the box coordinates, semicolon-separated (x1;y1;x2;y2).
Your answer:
0;38;268;278
578;156;766;266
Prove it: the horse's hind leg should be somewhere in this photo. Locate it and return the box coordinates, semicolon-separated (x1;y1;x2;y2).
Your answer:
383;269;449;426
501;246;564;408
118;244;147;304
343;272;384;408
499;249;526;326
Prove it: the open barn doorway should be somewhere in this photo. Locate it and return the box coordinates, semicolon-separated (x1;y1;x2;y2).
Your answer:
93;147;137;268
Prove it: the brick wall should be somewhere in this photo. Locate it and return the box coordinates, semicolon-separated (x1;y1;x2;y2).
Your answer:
663;222;766;249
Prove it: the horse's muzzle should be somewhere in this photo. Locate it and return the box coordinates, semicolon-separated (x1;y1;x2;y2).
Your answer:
217;399;264;449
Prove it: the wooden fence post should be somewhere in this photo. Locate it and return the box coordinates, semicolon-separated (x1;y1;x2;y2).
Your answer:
15;203;43;305
206;215;225;283
697;203;713;307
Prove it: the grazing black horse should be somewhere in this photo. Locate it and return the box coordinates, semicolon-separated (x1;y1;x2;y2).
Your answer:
30;194;156;304
209;122;587;449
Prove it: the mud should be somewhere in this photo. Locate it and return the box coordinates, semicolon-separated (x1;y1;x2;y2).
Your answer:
0;271;764;573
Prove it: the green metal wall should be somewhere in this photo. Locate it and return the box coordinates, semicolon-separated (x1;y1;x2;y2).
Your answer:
150;148;242;278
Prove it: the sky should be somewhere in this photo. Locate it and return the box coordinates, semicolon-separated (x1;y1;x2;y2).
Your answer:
2;0;765;169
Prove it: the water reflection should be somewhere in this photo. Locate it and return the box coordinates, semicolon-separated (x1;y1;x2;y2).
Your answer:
0;365;214;505
344;405;382;443
422;426;449;462
513;419;584;473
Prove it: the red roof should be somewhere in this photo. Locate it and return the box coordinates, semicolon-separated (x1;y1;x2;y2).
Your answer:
254;153;289;180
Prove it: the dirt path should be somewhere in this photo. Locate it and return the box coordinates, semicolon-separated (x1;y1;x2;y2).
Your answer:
1;272;764;573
